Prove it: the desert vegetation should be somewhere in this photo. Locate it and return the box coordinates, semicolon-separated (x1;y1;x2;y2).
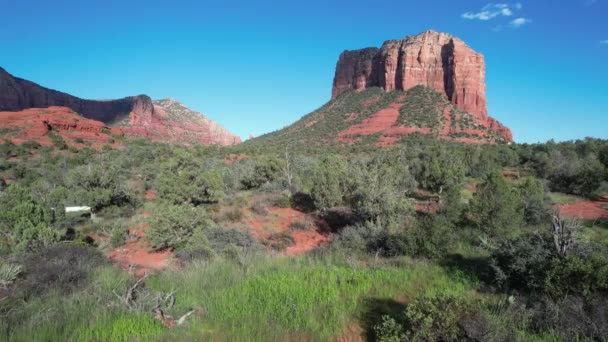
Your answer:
1;134;607;341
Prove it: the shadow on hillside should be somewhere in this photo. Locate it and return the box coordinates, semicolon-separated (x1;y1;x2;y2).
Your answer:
360;297;407;342
319;207;356;233
291;192;315;213
440;254;493;285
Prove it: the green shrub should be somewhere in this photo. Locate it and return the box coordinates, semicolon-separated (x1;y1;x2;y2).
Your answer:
205;228;260;253
405;295;473;341
333;220;385;255
289;218;314;231
544;244;608;298
490;233;555;293
223;208;244;222
18;244;104;298
310;156;348;210
241;157;282;189
264;231;295;251
518;177;550;225
21;140;41;150
0;185;61;252
270;195;291;208
469;172;523;236
48;133;67;150
490;232;608;297
109;222;128;247
147;203;214;250
348;155;415;225
0;263;23;287
250;200;269;216
176;227;217;263
156;166;225;205
374;315;406;342
530;295;608;341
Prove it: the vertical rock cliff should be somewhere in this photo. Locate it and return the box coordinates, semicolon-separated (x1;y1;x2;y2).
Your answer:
332;30;488;120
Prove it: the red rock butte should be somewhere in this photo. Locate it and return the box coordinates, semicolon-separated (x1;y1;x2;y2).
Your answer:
331;30;511;141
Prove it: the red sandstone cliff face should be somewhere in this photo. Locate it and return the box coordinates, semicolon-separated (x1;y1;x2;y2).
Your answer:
332;31;489;121
0;67;240;146
120;98;241;146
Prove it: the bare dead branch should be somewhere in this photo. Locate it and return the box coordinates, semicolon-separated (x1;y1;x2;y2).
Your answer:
176;310;195;326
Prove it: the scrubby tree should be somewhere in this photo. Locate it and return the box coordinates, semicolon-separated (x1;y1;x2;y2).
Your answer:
309;155;348;210
599;145;608;168
241;156;281;189
0;185;61;252
147;203;215;250
348;155;415;224
156;168;224;205
469;172;523;235
415;144;466;194
65;161;134;210
518;177;549;225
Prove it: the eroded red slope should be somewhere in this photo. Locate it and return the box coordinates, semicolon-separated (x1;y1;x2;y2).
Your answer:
0;106;122;148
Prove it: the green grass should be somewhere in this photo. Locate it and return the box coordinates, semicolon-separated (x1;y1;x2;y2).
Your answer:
581;220;608;245
549;192;586;205
1;265;138;342
74;313;164;342
148;255;474;340
2;252;559;341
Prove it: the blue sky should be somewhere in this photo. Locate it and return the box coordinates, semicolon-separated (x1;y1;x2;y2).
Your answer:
1;0;606;143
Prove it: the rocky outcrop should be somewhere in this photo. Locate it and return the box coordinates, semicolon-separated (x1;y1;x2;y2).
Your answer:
136;98;241;146
332;30;489;120
0;106;122;148
0;67;240;146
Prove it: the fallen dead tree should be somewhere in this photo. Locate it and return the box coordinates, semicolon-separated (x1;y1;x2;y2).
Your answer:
113;275;196;328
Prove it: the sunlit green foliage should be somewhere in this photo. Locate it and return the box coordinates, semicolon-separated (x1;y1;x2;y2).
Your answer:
469;172;523;235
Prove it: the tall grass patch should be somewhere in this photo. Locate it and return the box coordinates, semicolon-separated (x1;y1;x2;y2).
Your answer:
149;255;474;340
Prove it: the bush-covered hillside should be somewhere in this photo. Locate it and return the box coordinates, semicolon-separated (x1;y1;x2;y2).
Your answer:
1;135;607;341
242;86;509;153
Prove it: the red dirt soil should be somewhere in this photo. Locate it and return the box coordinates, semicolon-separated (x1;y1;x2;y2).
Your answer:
244;206;329;256
0;106;122;149
107;223;173;277
224;154;249;164
144;189;156;201
415;200;441;214
337;103;402;139
558;196;608;221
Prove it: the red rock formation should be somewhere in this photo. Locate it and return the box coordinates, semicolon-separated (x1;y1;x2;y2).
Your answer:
0;67;240;146
332;31;489;121
0;106;122;148
145;98;242;146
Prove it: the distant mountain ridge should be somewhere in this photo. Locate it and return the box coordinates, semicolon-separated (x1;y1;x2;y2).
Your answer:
0;67;240;146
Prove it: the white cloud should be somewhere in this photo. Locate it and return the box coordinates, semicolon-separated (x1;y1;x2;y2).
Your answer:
462;3;520;21
509;17;532;28
601;40;608;45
